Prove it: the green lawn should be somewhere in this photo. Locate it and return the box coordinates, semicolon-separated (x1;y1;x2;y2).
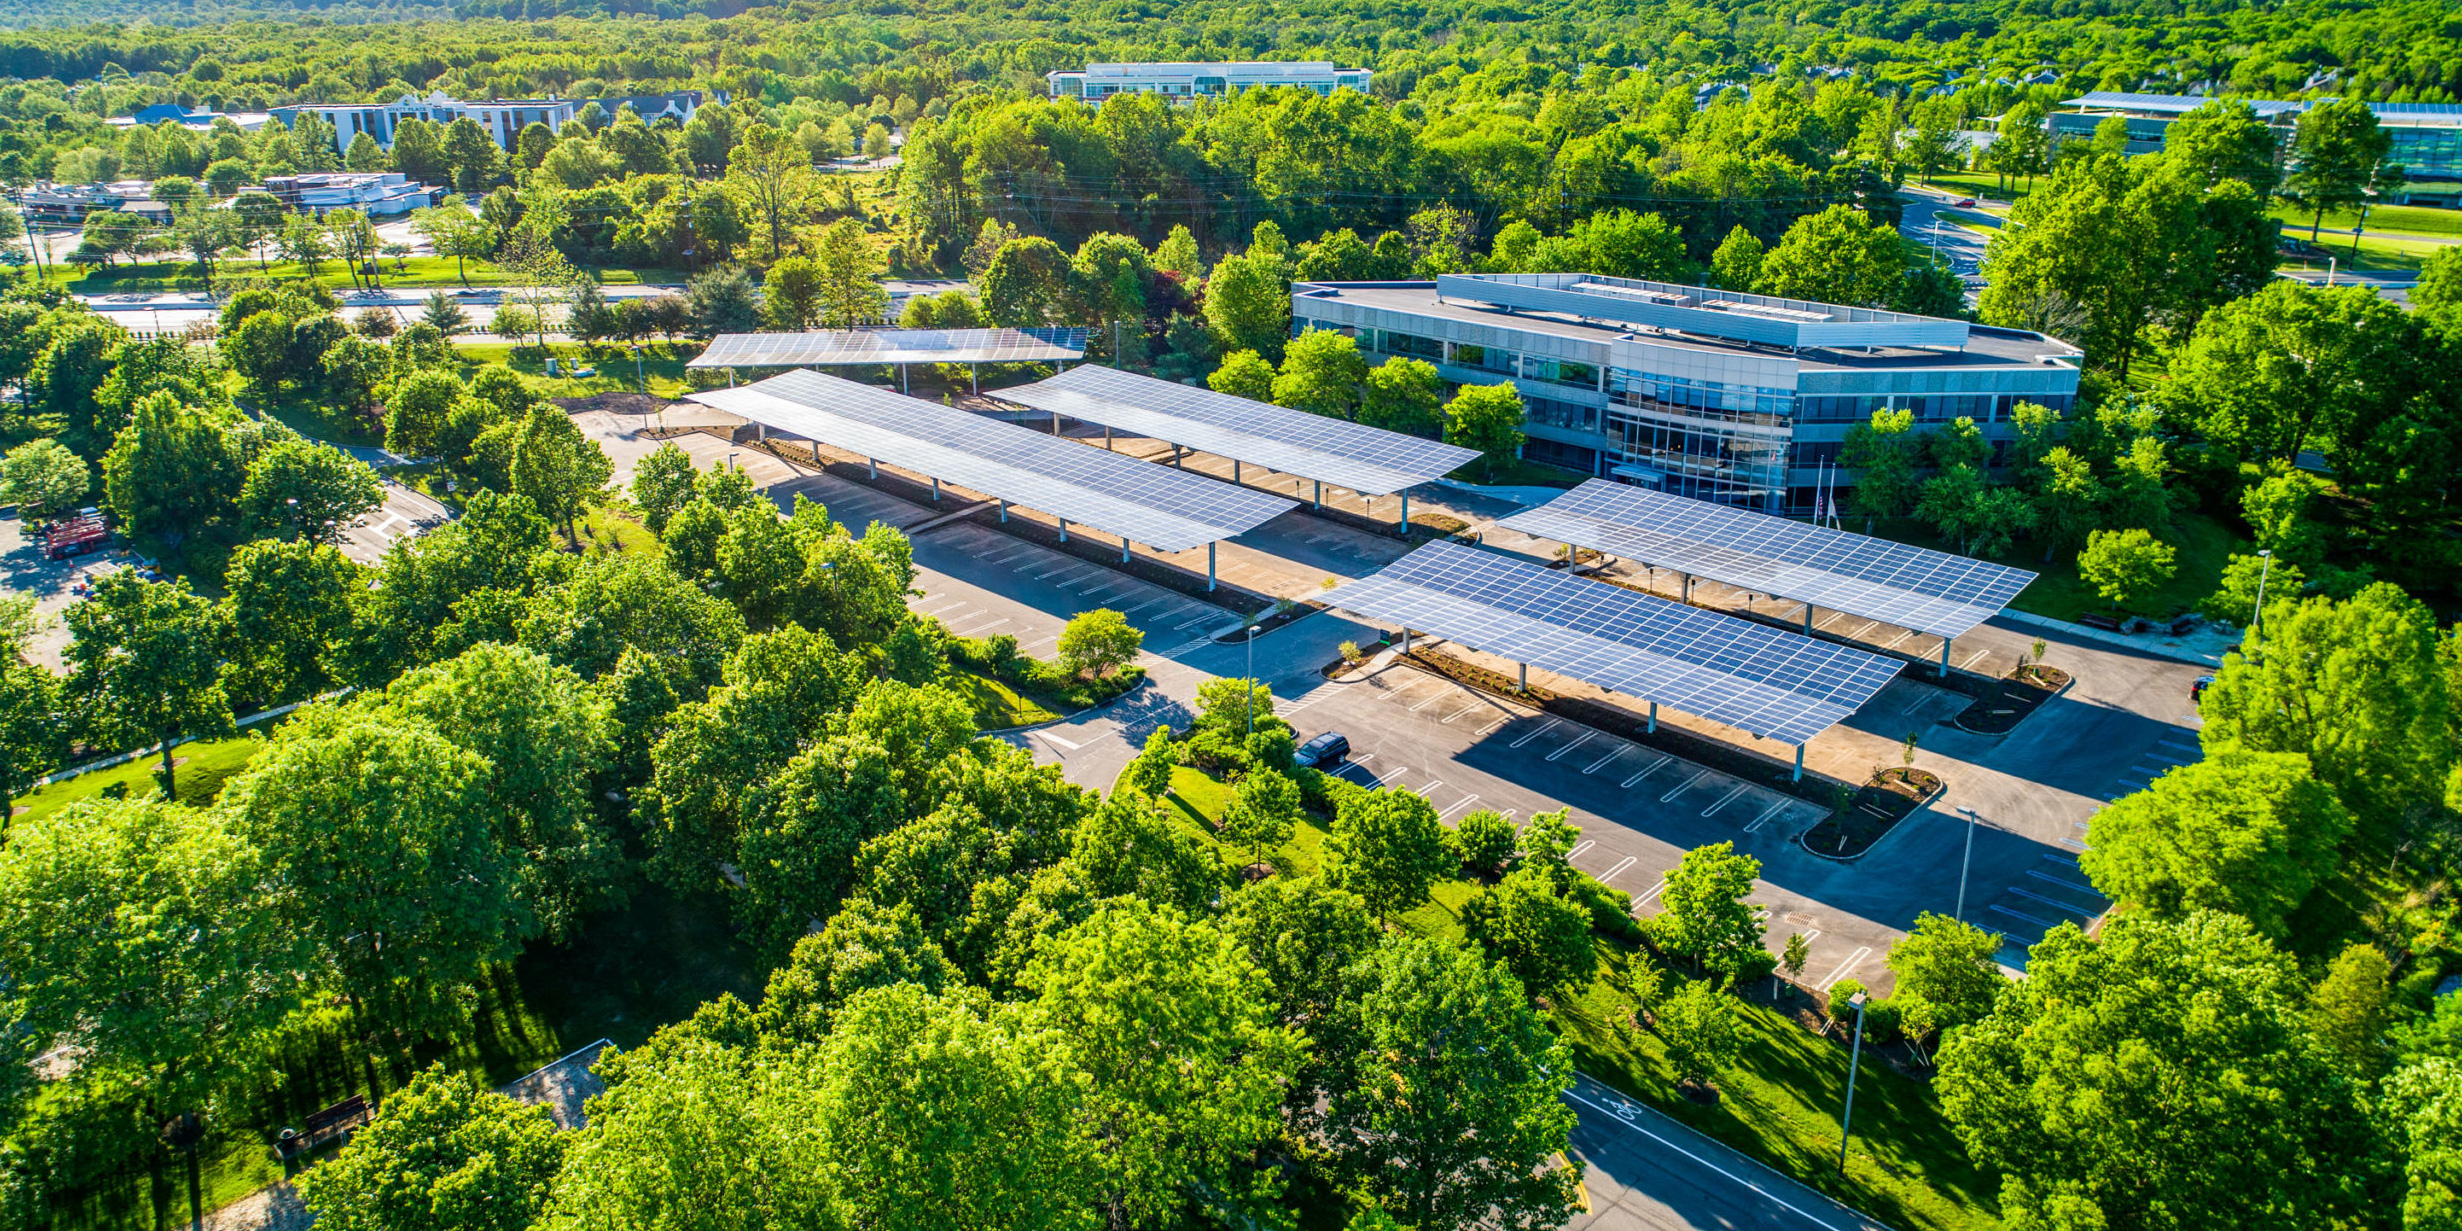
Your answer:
1155;762;1999;1231
1856;510;2244;624
11;732;269;827
2270;201;2462;239
452;341;705;400
952;669;1064;729
2280;230;2445;273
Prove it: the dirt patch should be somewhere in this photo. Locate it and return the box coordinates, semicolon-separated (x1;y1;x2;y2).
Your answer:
1800;766;1943;859
552;392;679;417
1951;666;2071;735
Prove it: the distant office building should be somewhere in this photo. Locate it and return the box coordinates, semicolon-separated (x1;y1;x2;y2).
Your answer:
19;183;119;225
1290;273;2082;514
259;172;451;217
1047;62;1371;102
271;89;709;155
2052;91;2460;207
108;103;274;132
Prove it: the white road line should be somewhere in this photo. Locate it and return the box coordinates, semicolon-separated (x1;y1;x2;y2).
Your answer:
1847;620;1880;639
1568;839;1595;860
1881;629;1913;650
1476;715;1514;736
1702;784;1749;817
1545;730;1598;761
1412;779;1443;798
1959;648;1990;671
2145;751;2192;766
1816;612;1847;630
1033;729;1082;750
1509;719;1562;749
1018;637;1057;652
2159;738;2199;752
1442;704;1484;724
1437;795;1480;820
1622;756;1672;788
1745;801;1789;832
951;617;1011;636
1582;746;1622;773
1600;855;1636;882
1661;769;1711;802
1635;877;1669;906
1173;616;1213;631
1409;689;1451;713
1816;947;1872;990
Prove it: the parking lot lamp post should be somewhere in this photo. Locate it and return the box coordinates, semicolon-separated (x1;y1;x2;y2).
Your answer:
1838;991;1869;1175
2250;549;2273;663
1244;625;1263;735
1954;806;1978;923
630;343;644;395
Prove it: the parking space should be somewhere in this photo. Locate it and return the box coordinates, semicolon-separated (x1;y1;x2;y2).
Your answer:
335;481;453;566
1968;849;2112;968
904;522;1235;659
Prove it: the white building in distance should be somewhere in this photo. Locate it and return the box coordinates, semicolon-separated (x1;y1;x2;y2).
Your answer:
270;90;710;154
1047;62;1371;102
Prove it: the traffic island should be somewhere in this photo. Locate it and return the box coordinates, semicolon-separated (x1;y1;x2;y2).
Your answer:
1799;767;1943;860
1950;663;2071;735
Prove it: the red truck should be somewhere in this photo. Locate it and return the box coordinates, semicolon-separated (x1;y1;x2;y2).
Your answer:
42;510;109;561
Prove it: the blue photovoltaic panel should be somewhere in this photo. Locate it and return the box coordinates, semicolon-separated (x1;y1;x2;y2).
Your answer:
997;364;1482;496
1497;481;2035;640
1325;541;1901;745
686;327;1088;369
687;369;1292;553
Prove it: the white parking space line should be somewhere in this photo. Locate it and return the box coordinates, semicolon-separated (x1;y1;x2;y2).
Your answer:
1412;779;1443;798
1476;715;1515;736
1437;795;1480;820
1881;629;1913;650
1622;756;1672;788
1173;616;1213;631
2158;738;2199;753
1960;648;1990;671
1661;770;1711;802
1635;877;1669;907
1817;612;1847;630
1409;689;1451;713
1701;784;1749;817
1509;719;1562;749
952;617;1010;637
1034;729;1082;750
1744;801;1789;832
1545;730;1598;761
1816;947;1872;990
1441;703;1484;724
1568;839;1595;860
1582;746;1622;773
1847;620;1879;639
1600;855;1636;882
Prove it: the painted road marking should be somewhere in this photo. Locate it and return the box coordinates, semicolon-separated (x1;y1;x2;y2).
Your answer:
1661;770;1711;802
1622;756;1672;788
1412;779;1443;798
1442;703;1485;724
1881;629;1914;650
2159;737;2199;753
1960;649;1990;671
1817;612;1847;631
1568;839;1596;860
1635;877;1669;906
952;617;1010;636
1437;795;1480;820
1745;801;1789;832
1702;784;1749;817
1546;730;1598;761
1582;746;1622;773
1476;715;1514;736
1847;620;1879;639
1557;1085;1876;1231
1034;729;1082;750
1600;855;1636;882
1816;947;1871;990
1409;688;1451;713
1510;719;1562;749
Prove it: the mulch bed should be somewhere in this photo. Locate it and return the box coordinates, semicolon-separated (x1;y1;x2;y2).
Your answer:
1393;645;1850;805
551;392;677;416
1799;766;1943;859
1951;664;2071;735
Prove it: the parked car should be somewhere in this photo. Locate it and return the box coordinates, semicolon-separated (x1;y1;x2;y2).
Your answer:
1952;197;1977;207
2191;675;2216;703
1295;731;1350;769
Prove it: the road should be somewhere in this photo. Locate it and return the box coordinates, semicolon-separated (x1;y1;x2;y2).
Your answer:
1562;1075;1891;1231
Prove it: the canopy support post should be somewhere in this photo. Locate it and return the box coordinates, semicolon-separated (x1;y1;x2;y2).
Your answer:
1053;409;1062;436
1940;636;1952;677
1805;602;1814;634
1399;492;1410;536
998;499;1008;524
1313;480;1322;511
1058;518;1068;543
1208;542;1217;591
1400;627;1410;657
1105;426;1113;451
1518;662;1527;692
1233;458;1241;485
1794;744;1805;782
867;457;877;480
900;363;909;395
970;363;978;395
930;476;940;503
1122;539;1131;564
1647;702;1658;734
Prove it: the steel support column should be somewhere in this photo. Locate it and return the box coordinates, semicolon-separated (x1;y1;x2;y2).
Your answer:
1794;744;1806;782
1058;518;1068;543
1518;662;1527;692
1647;702;1658;733
930;476;940;503
1399;492;1410;535
998;499;1008;523
1207;542;1217;591
1940;636;1952;677
1313;480;1322;511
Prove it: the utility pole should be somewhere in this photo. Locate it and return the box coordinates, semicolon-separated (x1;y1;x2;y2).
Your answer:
1838;991;1869;1175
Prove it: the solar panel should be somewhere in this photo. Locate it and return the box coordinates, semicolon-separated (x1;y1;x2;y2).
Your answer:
687;369;1292;553
1325;541;1901;745
1496;481;2035;640
996;365;1483;496
686;327;1089;369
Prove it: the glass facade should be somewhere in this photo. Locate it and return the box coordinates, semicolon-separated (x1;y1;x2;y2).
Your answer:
1602;367;1793;509
1797;392;2073;422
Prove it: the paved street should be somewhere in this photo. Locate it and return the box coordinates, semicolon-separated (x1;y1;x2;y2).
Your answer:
1561;1075;1890;1231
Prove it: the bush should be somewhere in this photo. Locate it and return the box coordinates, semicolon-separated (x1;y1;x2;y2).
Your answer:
1455;809;1519;875
1057;608;1142;679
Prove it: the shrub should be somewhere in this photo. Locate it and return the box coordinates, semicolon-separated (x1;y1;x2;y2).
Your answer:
1454;809;1519;875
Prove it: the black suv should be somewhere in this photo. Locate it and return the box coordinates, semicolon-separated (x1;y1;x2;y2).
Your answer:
1295;732;1350;769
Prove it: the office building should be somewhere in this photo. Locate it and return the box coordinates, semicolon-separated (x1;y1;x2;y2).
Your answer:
271;89;709;155
2051;92;2460;207
1290;273;2082;514
108;103;274;132
259;172;451;217
1047;62;1371;102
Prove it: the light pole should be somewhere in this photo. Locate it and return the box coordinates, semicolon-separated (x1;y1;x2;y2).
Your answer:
630;342;645;396
1244;624;1262;736
1838;990;1869;1176
1954;806;1978;923
2249;548;2273;663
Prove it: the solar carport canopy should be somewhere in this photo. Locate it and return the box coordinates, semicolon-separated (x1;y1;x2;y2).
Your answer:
687;369;1294;553
1498;481;2037;640
1326;541;1902;745
686;327;1088;369
998;364;1483;496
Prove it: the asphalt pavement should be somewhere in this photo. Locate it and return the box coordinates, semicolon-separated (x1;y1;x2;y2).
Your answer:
1562;1075;1891;1231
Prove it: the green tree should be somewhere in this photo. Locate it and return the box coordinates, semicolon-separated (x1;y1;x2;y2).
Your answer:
2082;749;2353;937
1057;607;1142;679
507;402;615;545
1453;809;1519;876
1840;409;1919;527
813;217;889;326
2077;527;2176;613
224;538;358;704
297;1064;568;1231
1327;936;1583;1231
2308;942;2391;1076
1938;912;2386;1231
2200;552;2306;628
1658;977;1744;1089
2241;469;2328;566
1466;866;1596;994
1360;357;1445;436
1207;349;1276;402
1025;901;1298;1228
1650;841;1765;976
761;255;824;330
629;442;699;535
1121;726;1177;799
980;236;1072;327
1755;204;1906;308
1327;786;1456;924
239;438;383;544
63;572;232;797
1153;223;1206;281
2285;98;2396;243
1273;328;1369;418
1444;383;1525;480
1708;225;1766;291
2167;100;2283;198
1904;96;1964;185
0;436;89;519
1204;248;1291;360
421;291;471;336
2381;1058;2462;1228
1220;767;1301;870
1882;912;2008;1035
412;205;496;287
686;264;761;337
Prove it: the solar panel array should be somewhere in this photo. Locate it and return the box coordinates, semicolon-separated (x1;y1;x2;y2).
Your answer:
1496;481;2036;640
687;369;1292;552
997;365;1483;496
1325;541;1901;745
686;327;1089;369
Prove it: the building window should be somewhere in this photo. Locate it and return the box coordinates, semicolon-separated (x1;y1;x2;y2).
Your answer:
1525;396;1599;432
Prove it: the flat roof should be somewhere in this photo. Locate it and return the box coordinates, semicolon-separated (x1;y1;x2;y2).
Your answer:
2062;92;2462;126
689;328;1086;369
1497;481;2037;640
1296;282;2078;369
996;365;1481;496
687;370;1290;553
1325;541;1902;745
